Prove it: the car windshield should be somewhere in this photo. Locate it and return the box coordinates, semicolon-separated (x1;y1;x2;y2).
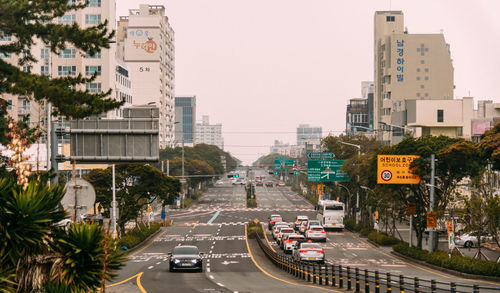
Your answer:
309;221;320;226
271;217;282;221
173;246;199;255
325;205;343;211
301;243;322;249
281;229;294;233
311;227;324;231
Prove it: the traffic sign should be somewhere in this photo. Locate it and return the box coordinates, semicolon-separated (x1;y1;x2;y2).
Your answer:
307;160;349;182
426;211;437;228
377;155;421;184
406;202;417;216
274;159;294;170
308;152;334;159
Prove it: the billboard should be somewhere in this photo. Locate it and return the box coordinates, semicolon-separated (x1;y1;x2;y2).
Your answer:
471;121;491;135
377;155;420;184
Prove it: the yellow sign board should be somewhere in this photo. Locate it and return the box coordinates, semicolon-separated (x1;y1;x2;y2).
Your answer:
377;155;421;184
426;211;437;228
446;221;453;234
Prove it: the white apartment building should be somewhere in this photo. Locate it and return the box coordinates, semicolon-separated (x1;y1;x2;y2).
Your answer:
270;140;301;158
373;11;454;144
196;115;223;150
117;4;175;148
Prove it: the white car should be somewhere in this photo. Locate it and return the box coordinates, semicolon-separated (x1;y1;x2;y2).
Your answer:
55;217;72;230
272;224;290;240
216;180;224;185
455;232;493;248
300;220;321;234
294;215;309;230
292;242;325;264
305;225;327;242
276;227;295;245
282;234;306;254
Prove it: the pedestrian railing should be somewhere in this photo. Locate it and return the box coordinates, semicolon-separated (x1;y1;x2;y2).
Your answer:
255;232;500;293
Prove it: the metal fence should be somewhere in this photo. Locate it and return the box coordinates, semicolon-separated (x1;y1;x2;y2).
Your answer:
255;232;500;293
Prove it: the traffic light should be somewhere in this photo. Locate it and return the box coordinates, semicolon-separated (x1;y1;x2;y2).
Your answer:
233;174;239;178
293;171;299;175
273;172;278;175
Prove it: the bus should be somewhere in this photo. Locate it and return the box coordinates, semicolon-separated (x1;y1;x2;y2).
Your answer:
316;200;345;231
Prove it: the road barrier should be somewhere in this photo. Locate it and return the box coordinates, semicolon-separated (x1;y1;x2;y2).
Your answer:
254;231;500;293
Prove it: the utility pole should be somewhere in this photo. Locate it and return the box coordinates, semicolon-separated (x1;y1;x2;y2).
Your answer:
46;103;51;184
428;154;436;252
112;164;117;238
167;159;170;176
181;138;185;208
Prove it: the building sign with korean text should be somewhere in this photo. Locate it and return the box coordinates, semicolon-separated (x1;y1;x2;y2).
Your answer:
125;29;160;61
396;39;405;82
377;155;420;184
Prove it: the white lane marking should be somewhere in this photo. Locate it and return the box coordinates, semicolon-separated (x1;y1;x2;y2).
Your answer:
156;262;161;265
352;253;357;257
211;246;214;249
209;250;213;253
207;267;211;272
148;266;154;269
381;264;407;267
216;283;225;287
209;275;215;279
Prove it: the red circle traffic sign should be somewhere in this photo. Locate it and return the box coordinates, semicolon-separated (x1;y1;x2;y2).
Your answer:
381;170;392;181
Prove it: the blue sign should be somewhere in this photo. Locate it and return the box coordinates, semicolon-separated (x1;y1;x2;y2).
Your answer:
161;206;166;220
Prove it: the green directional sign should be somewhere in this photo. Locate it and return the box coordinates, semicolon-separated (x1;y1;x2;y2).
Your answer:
308;152;334;159
274;158;294;170
307;160;349;182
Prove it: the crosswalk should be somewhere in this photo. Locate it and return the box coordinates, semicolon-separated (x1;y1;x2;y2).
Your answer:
186;207;315;212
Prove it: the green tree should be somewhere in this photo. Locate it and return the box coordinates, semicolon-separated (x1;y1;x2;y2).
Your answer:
478;122;500;170
0;0;122;119
85;164;180;236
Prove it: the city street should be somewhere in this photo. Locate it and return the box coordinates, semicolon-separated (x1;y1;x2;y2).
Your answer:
108;171;500;292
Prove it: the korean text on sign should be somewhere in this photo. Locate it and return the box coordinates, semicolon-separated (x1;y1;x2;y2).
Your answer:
377;154;420;184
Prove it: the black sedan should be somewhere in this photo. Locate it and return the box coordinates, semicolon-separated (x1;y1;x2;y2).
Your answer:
168;245;204;272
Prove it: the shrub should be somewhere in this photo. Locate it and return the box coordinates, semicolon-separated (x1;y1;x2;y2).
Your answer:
393;243;500;277
247;198;257;208
360;228;372;237
118;222;161;250
247;221;264;239
368;231;400;246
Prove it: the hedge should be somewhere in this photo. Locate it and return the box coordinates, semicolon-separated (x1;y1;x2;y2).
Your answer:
118;222;161;250
393;243;500;277
368;231;401;246
247;221;264;239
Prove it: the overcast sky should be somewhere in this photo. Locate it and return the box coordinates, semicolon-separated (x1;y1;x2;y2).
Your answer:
118;0;500;165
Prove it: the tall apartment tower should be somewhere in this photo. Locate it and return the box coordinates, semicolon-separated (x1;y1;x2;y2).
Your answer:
374;11;454;144
196;115;224;150
117;4;175;148
1;0;125;129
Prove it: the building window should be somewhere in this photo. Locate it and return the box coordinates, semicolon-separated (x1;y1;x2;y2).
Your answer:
416;68;421;72
59;48;76;58
386;16;395;22
85;65;101;76
41;48;49;59
437;109;444;122
416;93;420;97
416;76;420;81
85;50;101;59
58;65;76;76
86;82;101;93
87;0;101;7
421;60;425;64
425;68;429;72
67;0;76;4
58;14;76;25
420;85;424;89
85;14;101;25
22;66;31;73
457;127;463;137
0;52;11;59
7;100;12;110
0;32;12;41
425;76;429;81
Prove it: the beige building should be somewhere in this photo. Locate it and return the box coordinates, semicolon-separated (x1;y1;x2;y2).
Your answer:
196;115;224;150
374;11;454;144
117;4;175;148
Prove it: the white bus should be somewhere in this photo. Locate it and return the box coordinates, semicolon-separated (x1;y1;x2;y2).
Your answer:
317;200;345;231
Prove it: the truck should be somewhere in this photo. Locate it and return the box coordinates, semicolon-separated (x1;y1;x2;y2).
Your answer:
316;200;345;231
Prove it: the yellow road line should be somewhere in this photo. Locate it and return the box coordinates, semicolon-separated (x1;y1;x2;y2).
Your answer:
245;224;342;293
262;223;276;253
107;272;142;288
137;272;147;293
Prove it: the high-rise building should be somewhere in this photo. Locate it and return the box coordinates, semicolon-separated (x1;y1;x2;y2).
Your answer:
374;11;454;144
1;0;130;156
196;115;223;150
175;96;196;145
117;4;175;148
297;124;322;151
346;82;374;136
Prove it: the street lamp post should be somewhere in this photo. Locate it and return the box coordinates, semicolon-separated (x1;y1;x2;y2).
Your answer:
337;183;351;216
339;141;361;223
361;185;378;234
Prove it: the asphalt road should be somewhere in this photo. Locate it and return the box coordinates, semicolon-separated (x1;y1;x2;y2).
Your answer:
108;171;500;292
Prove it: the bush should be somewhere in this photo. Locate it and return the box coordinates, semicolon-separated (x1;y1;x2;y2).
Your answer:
360;228;372;237
393;243;500;277
247;221;264;239
305;193;318;206
368;231;400;246
118;222;161;250
247;198;257;208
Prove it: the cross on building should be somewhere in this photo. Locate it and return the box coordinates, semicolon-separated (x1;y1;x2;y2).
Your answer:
417;43;429;56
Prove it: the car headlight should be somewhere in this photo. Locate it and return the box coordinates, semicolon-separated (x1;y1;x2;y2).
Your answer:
173;259;180;264
191;259;198;264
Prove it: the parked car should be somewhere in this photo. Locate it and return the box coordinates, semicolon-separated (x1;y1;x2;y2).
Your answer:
215;180;224;185
277;181;286;187
292;242;325;264
294;215;309;230
168;245;204;272
455;232;493;248
55;216;72;230
282;234;306;254
305;225;327;242
268;215;283;230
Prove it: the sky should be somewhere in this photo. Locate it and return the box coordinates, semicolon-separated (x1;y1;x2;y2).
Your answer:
118;0;500;165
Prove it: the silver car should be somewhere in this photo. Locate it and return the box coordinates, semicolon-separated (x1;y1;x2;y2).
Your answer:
282;234;306;254
455;232;492;248
276;227;295;245
293;242;325;264
305;225;327;242
272;224;290;240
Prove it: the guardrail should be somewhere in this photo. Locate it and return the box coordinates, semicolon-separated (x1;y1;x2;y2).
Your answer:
255;232;500;293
